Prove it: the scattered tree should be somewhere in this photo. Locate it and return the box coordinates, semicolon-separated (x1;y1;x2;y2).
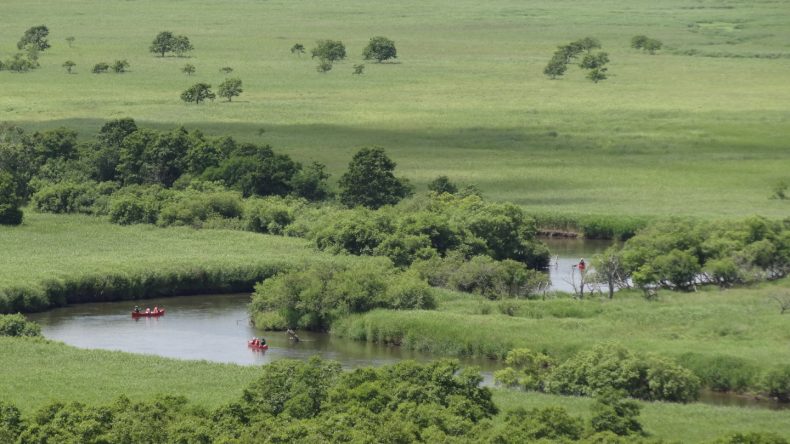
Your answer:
149;32;193;57
577;37;602;53
112;59;129;73
92;62;109;74
219;66;233;74
352;64;365;75
62;60;76;74
150;31;175;57
173;35;194;57
311;40;346;62
218;78;243;102
290;43;305;56
586;67;607;83
316;60;332;73
17;25;50;51
180;83;215;104
579;52;609;70
181;63;195;75
4;53;37;72
632;35;663;54
363;36;397;63
543;56;567;79
339;147;412;209
65;36;75;47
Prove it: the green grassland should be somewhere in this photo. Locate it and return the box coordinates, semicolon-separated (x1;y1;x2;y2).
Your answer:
333;281;790;389
0;212;336;311
2;336;789;442
2;0;790;217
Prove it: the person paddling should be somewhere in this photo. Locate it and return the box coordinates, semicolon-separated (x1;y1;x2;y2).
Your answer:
577;258;586;272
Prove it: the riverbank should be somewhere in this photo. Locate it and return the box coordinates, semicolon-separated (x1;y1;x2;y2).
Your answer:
0;213;345;313
2;336;788;441
332;282;790;396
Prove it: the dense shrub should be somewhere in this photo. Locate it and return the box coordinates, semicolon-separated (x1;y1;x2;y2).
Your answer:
0;313;41;337
545;343;700;402
32;181;102;214
764;365;790;402
0;171;23;225
621;217;790;289
108;186;170;224
158;190;243;227
589;391;643;436
250;259;435;331
244;196;302;234
412;253;549;299
677;353;758;393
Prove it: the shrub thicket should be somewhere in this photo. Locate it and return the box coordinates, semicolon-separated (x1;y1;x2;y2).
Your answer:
0;313;41;337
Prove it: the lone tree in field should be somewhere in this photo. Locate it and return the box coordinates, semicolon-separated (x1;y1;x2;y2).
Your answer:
17;25;50;51
150;32;193;57
150;31;175;56
363;36;397;63
112;59;130;73
428;175;458;194
65;36;75;47
182;63;196;75
173;35;194;57
0;171;23;226
62;60;76;73
290;43;305;56
353;64;365;75
218;78;243;102
220;66;233;74
632;35;663;54
92;62;109;74
543;55;568;79
311;40;346;62
339;147;412;209
181;83;215;104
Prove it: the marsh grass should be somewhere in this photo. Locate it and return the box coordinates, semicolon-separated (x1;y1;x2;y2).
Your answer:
1;0;789;217
0;212;342;312
333;280;790;392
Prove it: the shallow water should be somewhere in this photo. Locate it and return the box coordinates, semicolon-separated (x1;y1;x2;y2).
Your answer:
544;237;616;292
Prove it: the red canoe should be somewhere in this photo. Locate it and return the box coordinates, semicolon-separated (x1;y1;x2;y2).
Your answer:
248;340;269;350
131;309;165;318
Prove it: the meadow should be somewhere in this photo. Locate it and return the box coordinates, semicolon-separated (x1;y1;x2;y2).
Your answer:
1;0;789;217
0;212;340;312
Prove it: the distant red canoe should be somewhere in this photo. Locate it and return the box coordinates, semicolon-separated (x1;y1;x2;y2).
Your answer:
248;340;269;350
131;309;165;318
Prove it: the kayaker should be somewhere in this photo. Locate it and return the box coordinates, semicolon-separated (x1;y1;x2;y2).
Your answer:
134;305;140;313
578;258;586;272
153;305;159;313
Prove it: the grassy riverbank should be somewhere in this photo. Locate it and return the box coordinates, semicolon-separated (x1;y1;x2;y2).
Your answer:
2;336;787;441
2;0;790;217
333;281;790;393
0;212;339;313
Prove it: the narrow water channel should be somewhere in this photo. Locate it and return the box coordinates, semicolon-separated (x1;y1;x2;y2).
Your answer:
25;238;786;410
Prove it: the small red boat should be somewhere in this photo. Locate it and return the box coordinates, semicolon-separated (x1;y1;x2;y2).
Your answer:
248;340;269;350
131;309;165;318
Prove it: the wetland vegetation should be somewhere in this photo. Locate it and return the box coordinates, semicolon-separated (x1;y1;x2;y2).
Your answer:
2;0;790;441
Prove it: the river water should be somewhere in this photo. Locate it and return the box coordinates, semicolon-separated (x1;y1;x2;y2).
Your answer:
25;238;786;409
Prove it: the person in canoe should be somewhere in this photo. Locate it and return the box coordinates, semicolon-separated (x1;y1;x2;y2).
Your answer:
153;305;159;314
145;307;151;314
134;305;141;313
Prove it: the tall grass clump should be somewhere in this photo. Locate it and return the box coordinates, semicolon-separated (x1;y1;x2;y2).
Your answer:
530;211;651;240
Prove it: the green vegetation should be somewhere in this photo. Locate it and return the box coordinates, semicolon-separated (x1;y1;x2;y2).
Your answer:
338;146;411;209
362;36;397;63
0;212;329;313
1;0;788;217
0;314;41;337
333;280;790;396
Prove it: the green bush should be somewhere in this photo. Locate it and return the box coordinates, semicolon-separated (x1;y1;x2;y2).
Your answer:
678;353;757;393
244;196;301;234
545;343;700;402
0;313;41;337
0;171;23;226
32;181;101;214
158;190;243;227
764;365;790;402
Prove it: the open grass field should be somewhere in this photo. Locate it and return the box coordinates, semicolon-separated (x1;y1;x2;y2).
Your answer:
1;336;788;442
0;212;338;311
2;0;790;217
333;280;790;391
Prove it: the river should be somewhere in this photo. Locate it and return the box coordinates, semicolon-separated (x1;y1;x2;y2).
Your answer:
26;238;786;410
